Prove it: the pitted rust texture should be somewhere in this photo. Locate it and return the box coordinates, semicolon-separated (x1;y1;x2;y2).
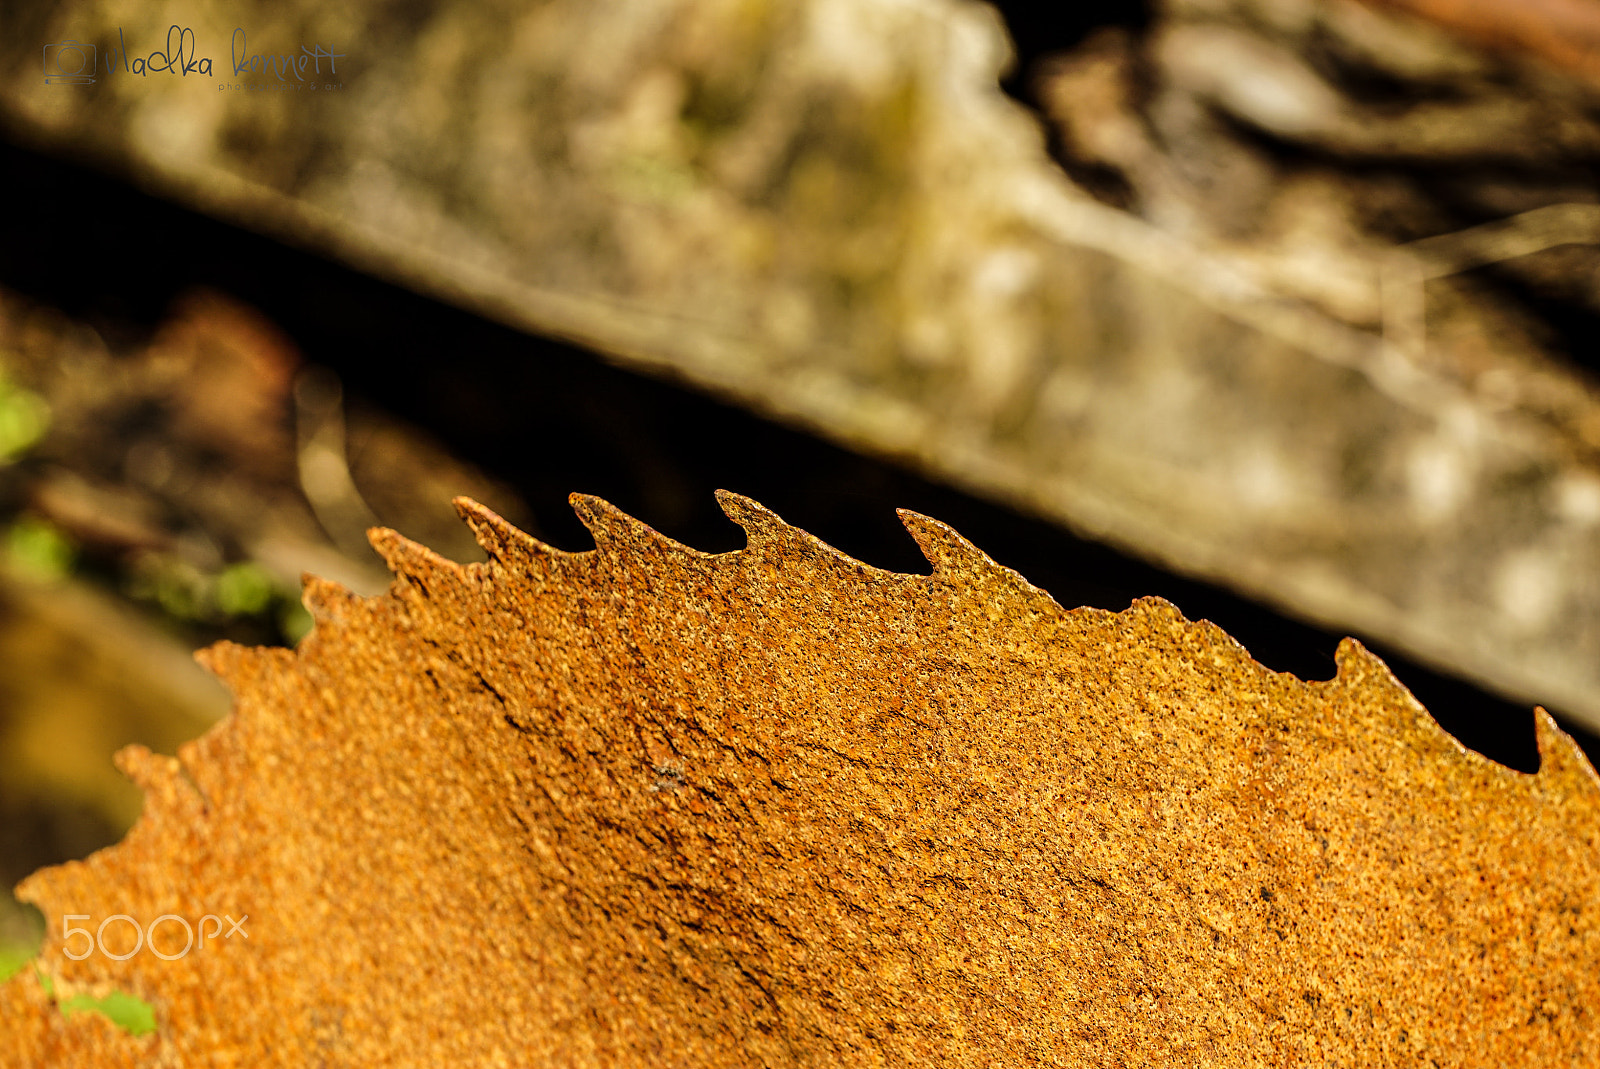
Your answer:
3;494;1598;1066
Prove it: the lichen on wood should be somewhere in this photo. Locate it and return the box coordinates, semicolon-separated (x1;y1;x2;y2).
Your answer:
3;494;1598;1066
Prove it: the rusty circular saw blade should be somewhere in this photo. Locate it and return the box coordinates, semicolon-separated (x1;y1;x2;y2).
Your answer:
3;493;1598;1066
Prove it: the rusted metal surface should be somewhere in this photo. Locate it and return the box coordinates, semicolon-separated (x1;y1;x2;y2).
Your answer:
3;496;1597;1064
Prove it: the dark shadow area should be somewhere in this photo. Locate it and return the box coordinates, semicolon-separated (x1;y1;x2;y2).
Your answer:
0;135;1588;775
986;0;1153;104
0;800;123;906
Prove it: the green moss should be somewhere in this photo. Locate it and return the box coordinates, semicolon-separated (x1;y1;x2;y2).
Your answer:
280;599;314;644
3;902;155;1036
0;944;35;983
0;378;49;460
35;970;158;1038
61;989;158;1037
0;898;44;982
215;562;277;617
5;516;76;581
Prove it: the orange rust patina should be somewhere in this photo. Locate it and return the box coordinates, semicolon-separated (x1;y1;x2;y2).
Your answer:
3;493;1598;1066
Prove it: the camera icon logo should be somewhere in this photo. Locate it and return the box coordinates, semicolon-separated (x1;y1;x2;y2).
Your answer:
43;41;97;85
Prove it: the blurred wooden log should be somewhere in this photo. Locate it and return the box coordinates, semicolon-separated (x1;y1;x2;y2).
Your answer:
5;0;1600;731
1363;0;1600;85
